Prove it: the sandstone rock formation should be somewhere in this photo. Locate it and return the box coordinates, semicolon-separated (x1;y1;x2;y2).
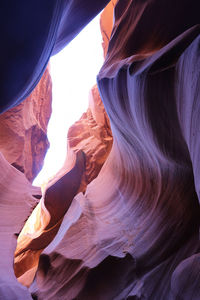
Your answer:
14;5;113;285
14;150;86;287
0;1;200;299
14;85;113;287
0;67;52;182
0;152;40;299
31;1;200;299
100;0;117;57
68;84;113;186
0;0;110;113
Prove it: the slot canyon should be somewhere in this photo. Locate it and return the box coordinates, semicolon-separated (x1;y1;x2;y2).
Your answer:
0;1;200;299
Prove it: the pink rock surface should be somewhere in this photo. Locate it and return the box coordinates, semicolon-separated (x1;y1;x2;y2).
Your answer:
14;150;85;286
0;66;52;182
0;1;200;299
14;81;113;285
0;152;39;299
31;1;200;299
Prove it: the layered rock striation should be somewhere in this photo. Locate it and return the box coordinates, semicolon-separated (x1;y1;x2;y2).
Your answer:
0;152;40;299
14;79;113;289
0;67;52;182
0;1;200;299
31;1;200;299
14;4;113;285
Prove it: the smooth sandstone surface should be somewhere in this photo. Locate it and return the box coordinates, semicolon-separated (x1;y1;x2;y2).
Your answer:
0;152;40;299
0;0;200;299
32;1;200;299
14;83;113;286
14;150;85;285
100;0;118;57
0;0;110;112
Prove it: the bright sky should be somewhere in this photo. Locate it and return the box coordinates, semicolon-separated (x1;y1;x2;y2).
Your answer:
33;15;104;186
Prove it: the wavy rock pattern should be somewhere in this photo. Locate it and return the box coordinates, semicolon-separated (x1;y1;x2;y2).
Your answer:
0;152;39;299
14;16;113;287
14;83;113;285
32;1;200;299
0;67;52;182
14;150;86;286
0;0;110;113
0;0;200;299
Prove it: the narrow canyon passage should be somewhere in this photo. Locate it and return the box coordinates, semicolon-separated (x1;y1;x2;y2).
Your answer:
33;14;105;187
0;1;200;299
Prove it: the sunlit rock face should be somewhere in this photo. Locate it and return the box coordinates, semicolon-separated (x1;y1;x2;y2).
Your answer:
31;1;200;300
14;150;86;287
100;0;117;57
14;82;113;288
0;0;200;299
14;4;113;286
0;67;52;182
68;84;113;186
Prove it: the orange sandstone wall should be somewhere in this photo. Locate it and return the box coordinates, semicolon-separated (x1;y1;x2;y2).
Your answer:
0;66;52;182
100;0;117;57
5;1;200;299
14;83;113;285
14;10;114;286
68;84;112;186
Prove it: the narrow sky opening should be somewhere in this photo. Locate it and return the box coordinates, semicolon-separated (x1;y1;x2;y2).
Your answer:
33;15;104;186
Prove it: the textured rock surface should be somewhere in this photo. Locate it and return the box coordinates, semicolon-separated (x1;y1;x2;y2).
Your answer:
68;84;113;186
14;18;113;285
0;0;200;299
31;1;200;299
14;150;86;286
14;82;113;285
0;67;52;182
100;0;117;57
0;152;39;299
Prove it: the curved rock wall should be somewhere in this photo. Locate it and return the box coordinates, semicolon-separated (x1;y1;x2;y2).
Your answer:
0;153;39;299
100;0;117;57
0;66;52;182
31;1;200;299
14;5;113;285
0;1;200;299
14;85;113;286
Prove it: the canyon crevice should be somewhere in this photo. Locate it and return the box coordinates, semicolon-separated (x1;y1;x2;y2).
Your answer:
0;1;200;299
